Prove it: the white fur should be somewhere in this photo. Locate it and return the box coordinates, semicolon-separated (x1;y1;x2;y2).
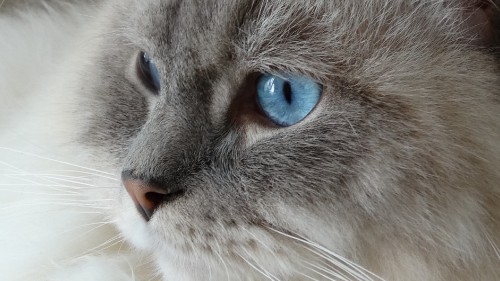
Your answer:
0;5;157;281
1;1;499;281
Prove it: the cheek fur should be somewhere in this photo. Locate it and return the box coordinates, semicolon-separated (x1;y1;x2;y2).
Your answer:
1;1;499;281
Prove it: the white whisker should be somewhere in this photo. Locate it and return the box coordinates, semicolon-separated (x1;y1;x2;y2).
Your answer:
486;233;500;260
315;258;351;281
0;177;81;194
300;244;368;281
242;247;281;281
5;169;119;181
236;252;279;281
208;258;213;281
0;147;115;176
266;226;385;281
2;173;91;179
41;175;103;187
0;162;52;186
61;221;112;236
297;271;322;281
1;201;113;211
243;228;280;260
80;234;123;256
300;260;350;281
125;257;137;281
0;162;99;194
117;239;127;255
81;186;120;190
343;115;359;137
71;224;114;243
0;160;26;172
214;239;231;281
0;189;80;196
0;184;118;189
7;198;114;202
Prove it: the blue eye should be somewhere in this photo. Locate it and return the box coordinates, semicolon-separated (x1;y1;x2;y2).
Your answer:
137;51;161;92
257;74;322;127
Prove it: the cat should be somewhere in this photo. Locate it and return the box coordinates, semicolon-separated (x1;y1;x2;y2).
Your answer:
1;0;499;280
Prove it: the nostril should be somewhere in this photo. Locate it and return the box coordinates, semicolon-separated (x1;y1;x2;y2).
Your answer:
122;177;168;221
145;191;166;206
144;189;185;207
121;171;186;221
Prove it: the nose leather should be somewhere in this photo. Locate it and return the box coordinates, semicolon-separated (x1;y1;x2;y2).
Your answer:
122;178;167;221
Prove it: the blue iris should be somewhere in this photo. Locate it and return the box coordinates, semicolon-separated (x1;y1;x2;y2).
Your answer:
257;74;322;127
139;52;161;92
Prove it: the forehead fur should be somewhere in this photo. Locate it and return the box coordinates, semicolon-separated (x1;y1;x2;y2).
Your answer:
120;0;476;77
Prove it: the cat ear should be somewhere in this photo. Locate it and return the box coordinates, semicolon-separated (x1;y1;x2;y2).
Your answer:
448;0;499;45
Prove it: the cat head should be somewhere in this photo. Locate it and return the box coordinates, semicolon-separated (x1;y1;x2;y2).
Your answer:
77;0;500;280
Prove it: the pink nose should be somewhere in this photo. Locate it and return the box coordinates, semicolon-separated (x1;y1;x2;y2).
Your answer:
123;178;167;221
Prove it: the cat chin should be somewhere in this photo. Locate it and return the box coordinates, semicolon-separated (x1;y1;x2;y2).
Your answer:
151;235;373;281
128;212;353;281
154;242;305;281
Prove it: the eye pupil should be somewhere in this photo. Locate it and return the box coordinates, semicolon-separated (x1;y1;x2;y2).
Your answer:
283;82;292;104
137;51;161;93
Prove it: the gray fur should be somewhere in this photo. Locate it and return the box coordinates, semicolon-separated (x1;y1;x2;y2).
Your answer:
66;0;500;280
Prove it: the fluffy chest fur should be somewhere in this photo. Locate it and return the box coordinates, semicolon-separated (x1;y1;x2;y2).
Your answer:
1;1;499;280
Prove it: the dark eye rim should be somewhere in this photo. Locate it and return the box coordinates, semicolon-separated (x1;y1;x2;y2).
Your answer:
136;51;160;94
228;73;325;129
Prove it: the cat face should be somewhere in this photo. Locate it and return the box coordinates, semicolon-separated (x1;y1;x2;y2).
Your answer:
78;0;500;280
